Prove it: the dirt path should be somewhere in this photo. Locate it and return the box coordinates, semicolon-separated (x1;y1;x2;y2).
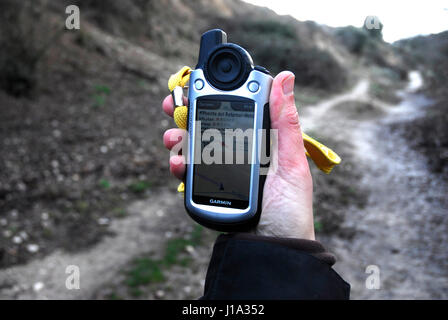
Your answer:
302;72;448;299
0;188;214;299
301;79;370;131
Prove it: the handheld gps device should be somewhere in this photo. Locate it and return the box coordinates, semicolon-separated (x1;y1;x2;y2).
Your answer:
184;29;273;231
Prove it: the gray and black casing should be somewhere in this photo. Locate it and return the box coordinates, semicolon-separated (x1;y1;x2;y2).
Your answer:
184;29;273;231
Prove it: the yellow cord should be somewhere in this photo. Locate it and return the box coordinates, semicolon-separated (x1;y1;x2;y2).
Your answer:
168;66;191;92
168;66;341;192
302;132;341;174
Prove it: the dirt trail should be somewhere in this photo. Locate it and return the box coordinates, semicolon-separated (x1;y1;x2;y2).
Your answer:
301;79;370;131
1;72;446;300
0;188;211;299
302;71;448;299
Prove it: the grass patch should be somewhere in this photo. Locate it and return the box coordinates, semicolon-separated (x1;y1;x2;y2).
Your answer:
314;221;323;233
98;178;111;189
128;180;151;194
126;257;165;287
105;292;124;300
124;225;204;297
92;84;111;108
137;79;148;89
74;200;89;213
164;238;192;267
94;85;111;95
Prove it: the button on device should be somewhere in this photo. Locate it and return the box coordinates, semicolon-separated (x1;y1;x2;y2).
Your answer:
254;65;271;75
194;79;204;90
248;81;260;93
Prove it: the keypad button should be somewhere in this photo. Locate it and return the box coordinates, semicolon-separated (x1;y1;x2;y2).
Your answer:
194;79;204;90
248;81;259;93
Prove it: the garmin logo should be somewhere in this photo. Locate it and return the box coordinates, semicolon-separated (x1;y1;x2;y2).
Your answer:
210;199;232;206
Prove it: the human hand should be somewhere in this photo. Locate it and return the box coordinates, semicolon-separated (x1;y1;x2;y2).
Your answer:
162;71;315;240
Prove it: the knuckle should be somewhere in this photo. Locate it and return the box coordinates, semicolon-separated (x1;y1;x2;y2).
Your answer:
283;105;300;128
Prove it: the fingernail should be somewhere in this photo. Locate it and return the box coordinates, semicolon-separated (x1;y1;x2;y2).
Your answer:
282;74;295;95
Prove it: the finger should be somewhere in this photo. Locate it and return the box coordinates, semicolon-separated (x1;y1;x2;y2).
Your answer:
163;128;187;151
269;71;308;169
162;95;174;117
169;155;186;181
162;94;188;118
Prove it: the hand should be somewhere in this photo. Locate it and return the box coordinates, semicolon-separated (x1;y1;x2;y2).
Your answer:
162;71;315;240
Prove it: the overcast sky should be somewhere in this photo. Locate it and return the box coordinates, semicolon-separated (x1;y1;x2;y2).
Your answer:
243;0;448;43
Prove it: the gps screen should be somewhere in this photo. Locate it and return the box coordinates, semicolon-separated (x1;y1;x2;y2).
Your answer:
192;96;255;209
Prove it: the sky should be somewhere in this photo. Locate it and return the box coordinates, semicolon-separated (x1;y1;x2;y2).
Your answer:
243;0;448;43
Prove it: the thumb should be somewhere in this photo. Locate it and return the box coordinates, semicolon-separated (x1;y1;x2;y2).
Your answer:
269;71;308;171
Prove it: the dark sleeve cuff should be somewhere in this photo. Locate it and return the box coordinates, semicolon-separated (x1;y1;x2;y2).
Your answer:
202;233;350;300
228;233;337;266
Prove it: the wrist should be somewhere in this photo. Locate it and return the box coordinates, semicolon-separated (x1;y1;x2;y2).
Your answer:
254;223;315;240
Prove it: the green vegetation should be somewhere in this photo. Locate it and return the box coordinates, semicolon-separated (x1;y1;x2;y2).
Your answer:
137;79;148;89
92;84;111;108
128;180;151;194
93;95;105;108
105;292;123;300
74;200;89;213
164;238;193;267
98;178;111;189
369;82;385;98
335;26;370;55
126;257;165;287
94;84;111;95
335;24;407;80
314;221;323;233
335;16;384;56
124;225;204;297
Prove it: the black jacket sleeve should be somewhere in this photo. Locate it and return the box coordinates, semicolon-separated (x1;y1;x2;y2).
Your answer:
201;233;350;300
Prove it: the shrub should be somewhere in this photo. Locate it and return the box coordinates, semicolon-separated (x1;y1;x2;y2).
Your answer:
335;26;369;55
0;1;59;97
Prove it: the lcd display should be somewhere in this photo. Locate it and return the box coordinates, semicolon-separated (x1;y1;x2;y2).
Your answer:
192;96;255;209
